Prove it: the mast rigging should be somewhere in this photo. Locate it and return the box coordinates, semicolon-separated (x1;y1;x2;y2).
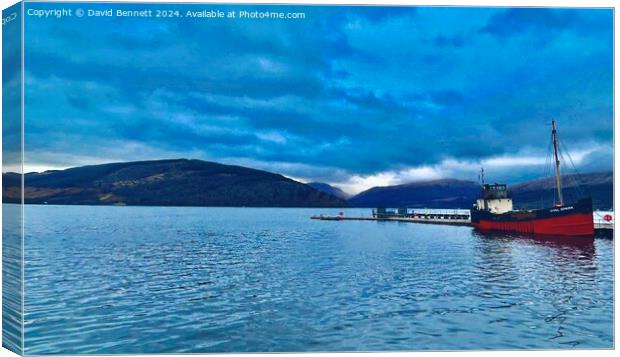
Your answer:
551;120;564;206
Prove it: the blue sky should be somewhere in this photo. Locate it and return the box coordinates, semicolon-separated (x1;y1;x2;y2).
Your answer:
20;3;613;193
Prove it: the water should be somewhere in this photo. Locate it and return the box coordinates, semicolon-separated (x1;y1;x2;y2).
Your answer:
2;204;23;354
19;205;613;354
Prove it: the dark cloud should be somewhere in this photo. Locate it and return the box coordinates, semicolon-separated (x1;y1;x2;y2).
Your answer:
345;5;418;23
21;3;613;188
480;8;578;38
435;34;465;47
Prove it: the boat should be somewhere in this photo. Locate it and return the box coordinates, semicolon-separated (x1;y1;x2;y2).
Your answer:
470;120;594;237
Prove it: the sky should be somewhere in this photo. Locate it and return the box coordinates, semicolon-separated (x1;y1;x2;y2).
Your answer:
2;1;21;173
13;2;614;194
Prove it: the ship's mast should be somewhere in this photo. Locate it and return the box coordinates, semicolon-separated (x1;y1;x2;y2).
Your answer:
551;120;564;206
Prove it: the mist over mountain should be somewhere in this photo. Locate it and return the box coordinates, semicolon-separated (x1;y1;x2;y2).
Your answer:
2;159;611;211
307;182;351;200
346;172;612;210
347;179;480;208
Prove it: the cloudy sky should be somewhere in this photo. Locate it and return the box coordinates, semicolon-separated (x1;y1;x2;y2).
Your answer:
18;3;613;194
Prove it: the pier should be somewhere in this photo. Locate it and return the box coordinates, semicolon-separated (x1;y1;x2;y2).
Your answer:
310;214;470;226
311;208;614;235
311;208;471;226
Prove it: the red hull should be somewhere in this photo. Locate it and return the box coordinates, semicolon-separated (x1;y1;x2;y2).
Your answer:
472;212;594;236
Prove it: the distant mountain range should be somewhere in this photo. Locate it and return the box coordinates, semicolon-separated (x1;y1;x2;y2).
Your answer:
348;172;613;210
2;159;346;207
510;171;613;210
347;179;479;208
2;159;612;210
307;182;351;200
345;172;613;210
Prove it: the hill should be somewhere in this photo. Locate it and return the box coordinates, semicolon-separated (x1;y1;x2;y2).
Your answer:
2;159;346;207
346;172;613;210
510;172;613;210
347;179;480;208
307;182;351;200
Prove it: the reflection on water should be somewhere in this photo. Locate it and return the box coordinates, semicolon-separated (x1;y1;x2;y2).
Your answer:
22;206;613;354
471;231;607;349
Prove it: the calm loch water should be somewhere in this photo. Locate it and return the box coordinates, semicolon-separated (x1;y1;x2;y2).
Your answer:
21;205;613;354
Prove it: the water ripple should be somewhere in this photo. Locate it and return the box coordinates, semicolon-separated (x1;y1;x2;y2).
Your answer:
20;206;613;354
